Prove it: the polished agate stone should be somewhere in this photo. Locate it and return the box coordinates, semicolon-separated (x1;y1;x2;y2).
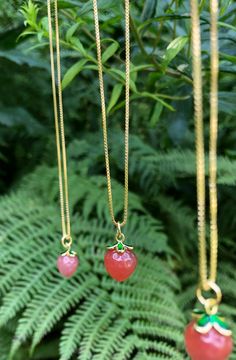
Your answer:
185;321;233;360
104;248;137;282
57;254;79;278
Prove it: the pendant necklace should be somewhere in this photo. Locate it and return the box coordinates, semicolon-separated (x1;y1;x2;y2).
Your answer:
92;0;137;282
185;1;233;359
47;0;79;278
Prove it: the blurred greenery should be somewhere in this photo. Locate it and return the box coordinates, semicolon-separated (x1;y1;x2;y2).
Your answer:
0;0;236;359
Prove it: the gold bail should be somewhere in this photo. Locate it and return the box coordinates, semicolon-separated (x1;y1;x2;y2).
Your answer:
115;222;125;242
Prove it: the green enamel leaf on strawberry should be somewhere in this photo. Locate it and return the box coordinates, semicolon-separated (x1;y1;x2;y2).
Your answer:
193;310;232;336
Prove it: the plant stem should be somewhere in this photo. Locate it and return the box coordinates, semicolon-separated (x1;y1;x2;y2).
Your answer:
129;15;192;84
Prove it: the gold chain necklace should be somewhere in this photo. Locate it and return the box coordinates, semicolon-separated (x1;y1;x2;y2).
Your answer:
185;1;233;358
191;0;220;311
92;0;137;282
93;0;130;229
47;0;79;277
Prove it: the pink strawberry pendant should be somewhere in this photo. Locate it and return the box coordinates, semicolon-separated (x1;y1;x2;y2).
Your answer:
57;251;79;278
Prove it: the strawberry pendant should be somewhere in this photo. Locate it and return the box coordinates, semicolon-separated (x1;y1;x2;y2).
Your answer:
185;310;233;360
57;251;79;278
104;240;137;282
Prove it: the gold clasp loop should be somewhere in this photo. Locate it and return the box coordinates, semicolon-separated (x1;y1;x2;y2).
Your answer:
61;234;72;251
196;280;222;315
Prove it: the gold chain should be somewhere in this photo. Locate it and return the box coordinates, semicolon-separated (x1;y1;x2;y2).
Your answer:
190;0;219;291
47;0;72;243
92;0;130;229
209;0;219;286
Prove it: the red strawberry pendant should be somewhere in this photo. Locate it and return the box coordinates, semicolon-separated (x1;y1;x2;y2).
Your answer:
104;240;137;282
185;310;233;360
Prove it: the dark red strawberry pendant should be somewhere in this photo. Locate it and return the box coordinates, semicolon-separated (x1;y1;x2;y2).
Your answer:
185;310;233;360
104;240;137;282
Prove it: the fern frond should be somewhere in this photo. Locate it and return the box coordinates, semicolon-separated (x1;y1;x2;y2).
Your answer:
129;135;236;187
0;241;54;294
0;181;184;359
137;339;184;360
92;319;130;360
0;263;53;326
60;293;107;360
78;303;118;360
132;321;183;342
31;275;98;352
111;335;137;360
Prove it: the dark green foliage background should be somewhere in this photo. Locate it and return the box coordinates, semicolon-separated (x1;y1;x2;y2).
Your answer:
0;0;236;359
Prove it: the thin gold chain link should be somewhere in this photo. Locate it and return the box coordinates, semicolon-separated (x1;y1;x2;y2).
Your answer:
190;0;207;289
190;0;219;290
209;0;219;285
92;0;130;229
47;0;71;240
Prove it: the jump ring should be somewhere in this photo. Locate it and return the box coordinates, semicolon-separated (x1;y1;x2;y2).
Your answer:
196;280;222;314
115;232;125;242
61;234;72;249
